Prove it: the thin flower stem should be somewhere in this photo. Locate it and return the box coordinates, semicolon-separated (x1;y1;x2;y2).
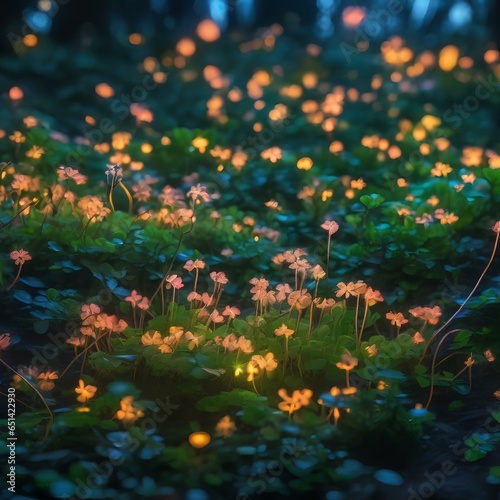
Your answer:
307;302;314;342
424;328;461;409
59;332;109;379
358;301;370;347
118;181;134;215
450;364;469;382
0;358;53;439
6;264;23;292
422;231;499;361
150;219;195;307
354;295;361;345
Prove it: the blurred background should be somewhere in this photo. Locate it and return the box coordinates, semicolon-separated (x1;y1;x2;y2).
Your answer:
0;0;499;54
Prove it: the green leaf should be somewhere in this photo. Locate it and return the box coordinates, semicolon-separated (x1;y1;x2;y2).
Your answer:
360;193;385;209
196;389;265;412
464;448;486;462
46;288;60;301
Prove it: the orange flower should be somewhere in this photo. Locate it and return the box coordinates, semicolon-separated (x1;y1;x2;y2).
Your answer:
75;379;97;403
278;388;313;415
386;312;408;327
336;351;358;371
336;281;366;298
364;287;384;306
215;415;236;437
413;332;425;344
38;371;58;391
274;324;294;338
409;305;442;325
116;396;144;426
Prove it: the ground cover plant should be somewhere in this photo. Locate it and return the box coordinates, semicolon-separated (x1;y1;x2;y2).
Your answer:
1;13;500;500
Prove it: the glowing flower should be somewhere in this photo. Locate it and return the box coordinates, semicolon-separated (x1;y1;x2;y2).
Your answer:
9;131;25;143
261;146;282;163
25;146;45;159
278;388;313;415
10;249;32;266
365;344;378;357
431;162;452;177
116;396;144;426
75;379;97;403
215;415;236;437
187;184;211;203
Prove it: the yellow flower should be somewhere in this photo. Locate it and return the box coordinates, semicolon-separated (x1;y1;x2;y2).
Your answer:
25;145;45;159
278;388;313;415
141;330;163;345
9;131;25;143
431;161;452;177
75;379;97;403
116;396;144;426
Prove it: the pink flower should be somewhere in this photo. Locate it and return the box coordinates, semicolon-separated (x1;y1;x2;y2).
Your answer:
492;221;500;233
125;290;143;307
184;259;206;271
10;249;32;266
210;271;229;285
222;306;240;319
187;292;202;303
166;275;184;290
80;303;101;319
57;166;87;185
321;219;339;236
187;184;211;203
137;297;150;311
275;283;292;302
209;310;224;324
